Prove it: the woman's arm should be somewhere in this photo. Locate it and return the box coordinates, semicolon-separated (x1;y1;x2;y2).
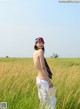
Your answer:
38;49;51;83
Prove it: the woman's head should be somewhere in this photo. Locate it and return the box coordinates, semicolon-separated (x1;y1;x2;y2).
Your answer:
34;37;45;51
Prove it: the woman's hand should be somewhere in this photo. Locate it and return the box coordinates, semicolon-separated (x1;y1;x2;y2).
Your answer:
48;81;53;88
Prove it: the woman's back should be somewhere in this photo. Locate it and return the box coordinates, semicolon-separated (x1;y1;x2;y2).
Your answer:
33;49;47;80
33;50;41;70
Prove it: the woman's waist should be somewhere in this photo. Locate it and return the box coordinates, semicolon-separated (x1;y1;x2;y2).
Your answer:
36;75;48;82
36;70;48;81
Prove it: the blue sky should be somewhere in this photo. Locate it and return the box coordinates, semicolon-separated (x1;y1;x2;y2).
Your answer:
0;0;80;58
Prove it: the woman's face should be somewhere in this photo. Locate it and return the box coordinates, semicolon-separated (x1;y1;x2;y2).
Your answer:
36;42;44;49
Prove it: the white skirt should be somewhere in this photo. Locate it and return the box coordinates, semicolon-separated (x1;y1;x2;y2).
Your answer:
36;77;57;109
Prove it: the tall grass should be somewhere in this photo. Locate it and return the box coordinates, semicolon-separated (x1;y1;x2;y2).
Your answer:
0;58;80;109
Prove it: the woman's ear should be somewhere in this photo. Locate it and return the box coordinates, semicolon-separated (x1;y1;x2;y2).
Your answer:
35;43;37;46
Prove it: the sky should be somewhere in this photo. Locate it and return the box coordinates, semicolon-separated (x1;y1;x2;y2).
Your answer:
0;0;80;58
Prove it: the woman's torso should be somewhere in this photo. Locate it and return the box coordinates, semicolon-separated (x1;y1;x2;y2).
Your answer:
33;50;47;80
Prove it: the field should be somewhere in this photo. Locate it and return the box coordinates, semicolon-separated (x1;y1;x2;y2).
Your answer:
0;58;80;109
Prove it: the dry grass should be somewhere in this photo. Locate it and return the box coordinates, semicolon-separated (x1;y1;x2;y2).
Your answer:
0;58;80;109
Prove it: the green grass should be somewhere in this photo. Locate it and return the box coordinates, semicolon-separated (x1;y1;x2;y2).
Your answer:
0;58;80;109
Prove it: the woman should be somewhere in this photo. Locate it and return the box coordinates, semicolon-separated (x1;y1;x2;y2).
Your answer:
33;37;56;109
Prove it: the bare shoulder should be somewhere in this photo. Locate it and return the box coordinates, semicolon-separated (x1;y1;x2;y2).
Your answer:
38;49;44;56
33;49;44;57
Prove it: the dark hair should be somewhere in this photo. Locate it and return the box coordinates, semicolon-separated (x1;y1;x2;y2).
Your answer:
34;44;45;52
